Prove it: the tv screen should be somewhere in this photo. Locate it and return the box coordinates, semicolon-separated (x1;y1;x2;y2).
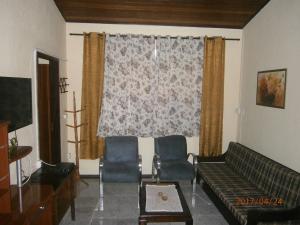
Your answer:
0;77;33;132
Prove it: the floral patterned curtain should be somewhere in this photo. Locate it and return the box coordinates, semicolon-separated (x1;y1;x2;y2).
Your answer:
98;34;204;137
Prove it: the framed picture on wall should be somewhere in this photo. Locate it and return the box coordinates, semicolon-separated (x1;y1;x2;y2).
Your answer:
256;68;287;109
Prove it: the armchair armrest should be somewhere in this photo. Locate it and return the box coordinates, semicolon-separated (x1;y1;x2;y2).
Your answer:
187;153;198;166
138;154;142;186
247;206;300;225
152;154;161;182
99;156;104;168
197;153;226;163
99;156;104;210
138;154;142;169
153;154;161;170
187;153;199;193
99;156;104;183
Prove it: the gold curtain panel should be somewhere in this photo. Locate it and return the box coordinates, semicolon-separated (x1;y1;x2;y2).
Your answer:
80;33;105;159
200;37;225;157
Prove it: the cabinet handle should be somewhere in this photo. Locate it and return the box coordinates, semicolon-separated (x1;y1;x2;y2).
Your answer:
0;144;6;149
39;205;45;210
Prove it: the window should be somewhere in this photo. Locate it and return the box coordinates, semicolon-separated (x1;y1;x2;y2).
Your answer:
98;34;204;137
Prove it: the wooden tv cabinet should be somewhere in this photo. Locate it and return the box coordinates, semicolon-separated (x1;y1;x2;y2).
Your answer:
0;122;77;225
0;184;54;225
30;163;77;225
0;164;77;225
0;122;11;214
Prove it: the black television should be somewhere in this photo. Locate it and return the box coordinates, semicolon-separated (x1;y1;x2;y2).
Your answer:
0;77;33;132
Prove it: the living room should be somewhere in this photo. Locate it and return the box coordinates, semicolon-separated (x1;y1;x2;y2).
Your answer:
0;0;299;225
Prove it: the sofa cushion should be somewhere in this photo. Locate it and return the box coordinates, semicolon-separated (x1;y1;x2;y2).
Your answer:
199;163;285;225
198;163;250;196
225;142;300;208
160;160;194;180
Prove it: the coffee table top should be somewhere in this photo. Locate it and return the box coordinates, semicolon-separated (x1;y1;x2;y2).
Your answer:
139;181;192;223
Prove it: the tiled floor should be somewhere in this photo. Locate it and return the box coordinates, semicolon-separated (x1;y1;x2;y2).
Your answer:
60;178;228;225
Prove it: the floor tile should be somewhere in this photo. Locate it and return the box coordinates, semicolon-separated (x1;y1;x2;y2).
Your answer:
60;179;228;225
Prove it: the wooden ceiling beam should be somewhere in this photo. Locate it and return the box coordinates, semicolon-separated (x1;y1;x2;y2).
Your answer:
54;0;270;28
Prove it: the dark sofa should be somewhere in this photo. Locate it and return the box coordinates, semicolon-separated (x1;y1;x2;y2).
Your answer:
198;142;300;225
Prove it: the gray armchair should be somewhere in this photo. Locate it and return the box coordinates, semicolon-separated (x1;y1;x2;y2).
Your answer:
152;135;198;192
99;136;142;210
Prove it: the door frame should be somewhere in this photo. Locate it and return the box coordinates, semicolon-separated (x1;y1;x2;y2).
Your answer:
34;50;61;164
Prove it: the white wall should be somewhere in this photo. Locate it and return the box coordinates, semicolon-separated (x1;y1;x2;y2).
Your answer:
66;23;243;174
240;0;300;172
0;0;67;183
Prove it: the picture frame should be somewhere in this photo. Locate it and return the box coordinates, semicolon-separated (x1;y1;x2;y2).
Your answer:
256;68;287;109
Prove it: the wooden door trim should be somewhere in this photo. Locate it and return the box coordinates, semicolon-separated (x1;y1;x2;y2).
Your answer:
36;51;61;164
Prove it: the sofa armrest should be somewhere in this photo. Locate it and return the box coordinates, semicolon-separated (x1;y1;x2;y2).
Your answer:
247;206;300;225
197;154;226;163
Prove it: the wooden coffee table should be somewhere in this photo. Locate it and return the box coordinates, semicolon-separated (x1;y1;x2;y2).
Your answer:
139;181;193;225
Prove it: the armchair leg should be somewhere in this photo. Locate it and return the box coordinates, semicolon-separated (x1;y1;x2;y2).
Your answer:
151;162;155;181
99;182;104;211
138;163;142;209
191;192;196;208
138;184;140;209
192;162;198;194
152;168;160;183
191;172;197;208
192;176;196;194
99;166;104;211
156;167;161;183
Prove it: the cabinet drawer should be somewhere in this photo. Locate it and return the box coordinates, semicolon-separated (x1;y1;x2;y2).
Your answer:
0;125;8;146
0;174;10;188
0;154;9;176
0;124;9;179
0;188;11;214
0;143;7;150
26;199;53;225
0;153;9;178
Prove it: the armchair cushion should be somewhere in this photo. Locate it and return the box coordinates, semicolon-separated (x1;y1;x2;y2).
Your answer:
160;160;195;180
102;161;139;182
104;136;138;163
154;135;187;161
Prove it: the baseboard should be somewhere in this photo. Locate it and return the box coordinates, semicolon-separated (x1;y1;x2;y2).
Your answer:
80;174;153;179
80;174;98;179
142;174;152;178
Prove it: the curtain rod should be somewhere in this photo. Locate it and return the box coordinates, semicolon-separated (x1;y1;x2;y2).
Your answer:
69;33;240;41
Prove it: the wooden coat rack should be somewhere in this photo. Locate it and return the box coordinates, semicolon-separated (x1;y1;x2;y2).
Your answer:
65;91;86;182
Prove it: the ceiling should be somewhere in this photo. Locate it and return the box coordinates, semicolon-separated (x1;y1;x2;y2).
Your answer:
54;0;270;29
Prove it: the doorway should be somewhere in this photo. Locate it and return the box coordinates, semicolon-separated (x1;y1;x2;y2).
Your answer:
36;52;61;164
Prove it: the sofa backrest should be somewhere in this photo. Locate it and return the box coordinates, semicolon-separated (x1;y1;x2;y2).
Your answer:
225;142;300;208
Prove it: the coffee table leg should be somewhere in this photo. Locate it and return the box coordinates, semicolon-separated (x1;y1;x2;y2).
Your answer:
186;219;193;225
